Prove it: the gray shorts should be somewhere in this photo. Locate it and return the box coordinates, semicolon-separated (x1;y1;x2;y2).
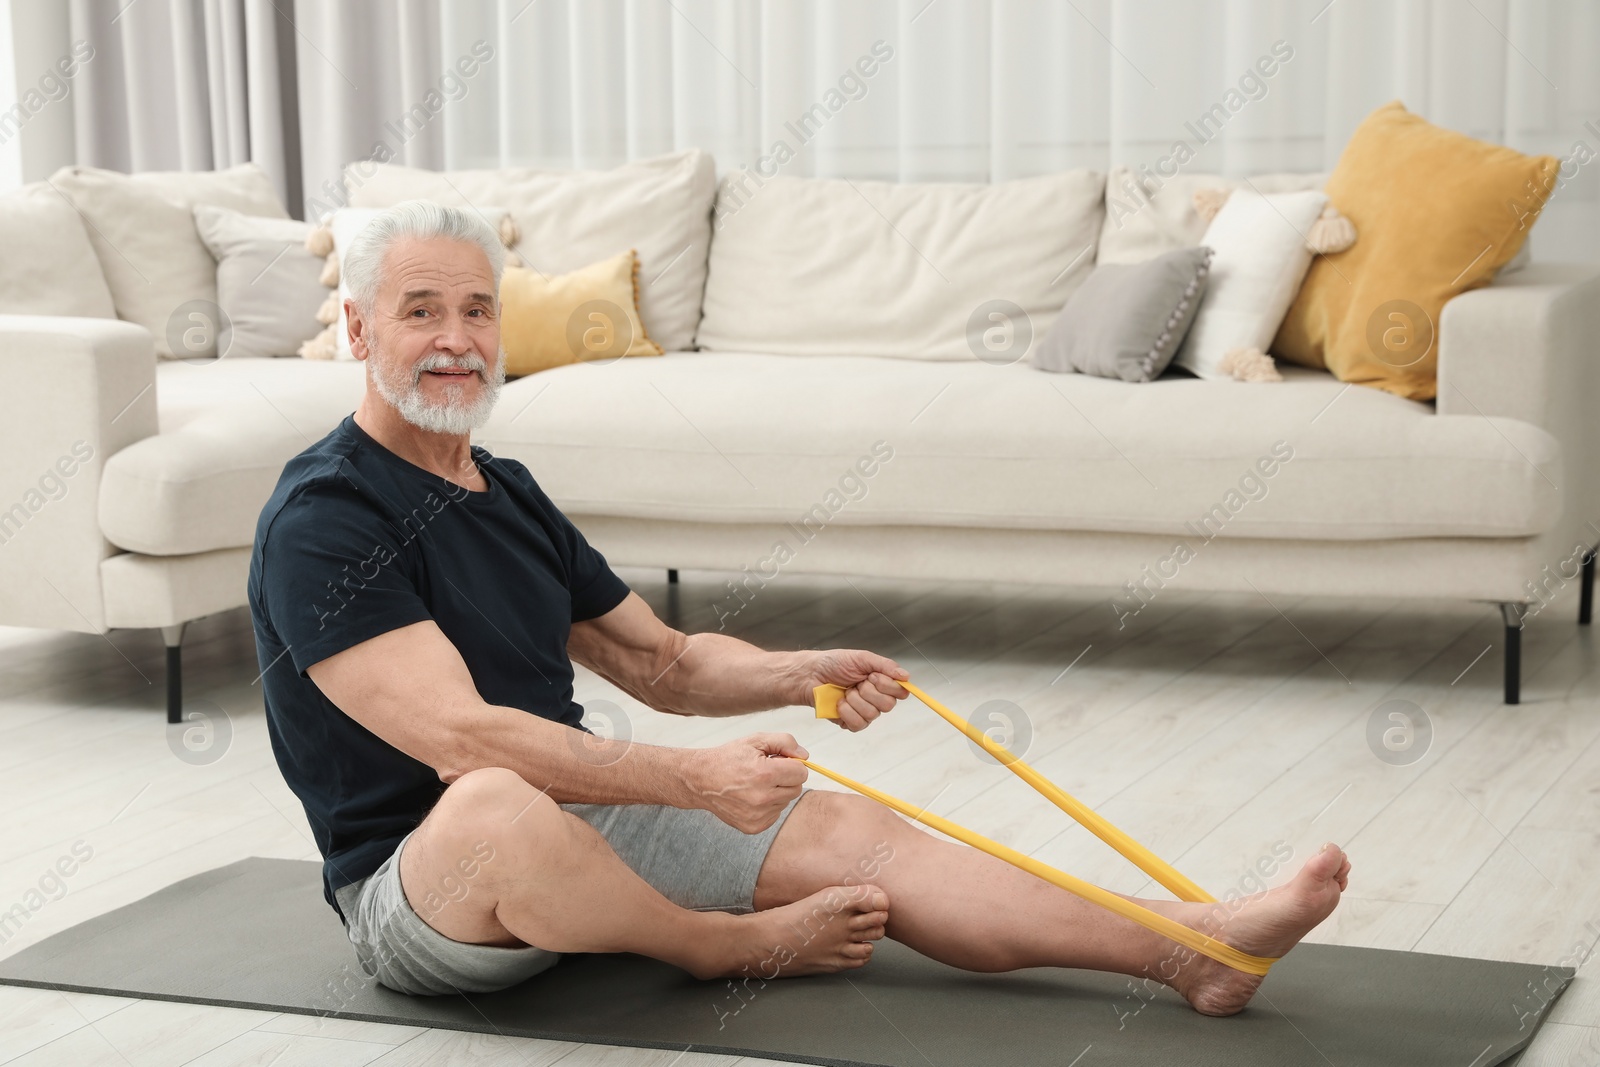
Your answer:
333;792;806;996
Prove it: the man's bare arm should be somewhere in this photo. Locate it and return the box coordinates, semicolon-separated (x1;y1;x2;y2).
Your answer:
306;619;807;829
568;591;909;730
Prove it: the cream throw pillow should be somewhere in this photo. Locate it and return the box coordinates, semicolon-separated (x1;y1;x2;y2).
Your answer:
1173;189;1327;381
49;163;288;358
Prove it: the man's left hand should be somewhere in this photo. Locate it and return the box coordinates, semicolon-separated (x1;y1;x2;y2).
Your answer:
800;650;910;732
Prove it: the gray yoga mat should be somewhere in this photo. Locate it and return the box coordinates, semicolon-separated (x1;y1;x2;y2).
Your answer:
0;858;1571;1067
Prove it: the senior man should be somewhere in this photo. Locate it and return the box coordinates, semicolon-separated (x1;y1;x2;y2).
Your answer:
248;201;1348;1016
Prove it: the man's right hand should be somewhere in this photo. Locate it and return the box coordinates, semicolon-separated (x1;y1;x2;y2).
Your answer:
687;733;810;833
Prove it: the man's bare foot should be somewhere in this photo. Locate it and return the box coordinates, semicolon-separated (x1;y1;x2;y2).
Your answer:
1167;843;1351;1016
693;883;889;980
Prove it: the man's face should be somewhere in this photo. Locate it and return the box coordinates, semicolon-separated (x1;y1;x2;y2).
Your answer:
350;235;505;435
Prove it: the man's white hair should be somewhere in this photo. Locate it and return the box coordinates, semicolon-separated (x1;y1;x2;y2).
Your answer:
347;201;508;435
343;200;505;314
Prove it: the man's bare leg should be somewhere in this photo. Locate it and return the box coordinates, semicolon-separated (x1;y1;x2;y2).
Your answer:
754;791;1351;1016
398;768;889;979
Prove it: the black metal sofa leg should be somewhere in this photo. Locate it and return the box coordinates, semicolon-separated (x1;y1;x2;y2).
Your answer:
1500;604;1525;706
162;622;186;725
1581;549;1595;626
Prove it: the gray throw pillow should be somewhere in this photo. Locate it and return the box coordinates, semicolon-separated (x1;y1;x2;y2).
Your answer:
194;204;326;359
1031;246;1212;381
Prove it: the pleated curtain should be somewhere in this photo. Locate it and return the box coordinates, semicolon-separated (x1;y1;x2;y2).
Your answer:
60;0;302;209
10;0;1599;259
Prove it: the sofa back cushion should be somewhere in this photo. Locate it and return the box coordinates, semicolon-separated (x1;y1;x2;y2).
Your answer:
0;183;116;319
696;170;1105;360
343;149;716;353
1097;166;1325;265
50;163;289;359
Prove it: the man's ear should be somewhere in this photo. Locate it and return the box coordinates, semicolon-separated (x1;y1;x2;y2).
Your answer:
345;298;369;361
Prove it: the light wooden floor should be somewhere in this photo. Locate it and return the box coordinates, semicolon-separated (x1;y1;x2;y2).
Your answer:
1;568;1597;1065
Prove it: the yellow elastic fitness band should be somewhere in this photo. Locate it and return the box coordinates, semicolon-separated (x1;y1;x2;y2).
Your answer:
808;680;1277;977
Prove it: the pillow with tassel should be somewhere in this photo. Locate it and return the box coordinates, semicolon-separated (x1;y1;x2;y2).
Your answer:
1030;246;1212;382
1173;188;1329;383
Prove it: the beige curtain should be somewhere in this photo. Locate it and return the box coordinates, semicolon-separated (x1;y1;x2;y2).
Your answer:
8;0;302;210
6;0;1599;257
289;0;1600;260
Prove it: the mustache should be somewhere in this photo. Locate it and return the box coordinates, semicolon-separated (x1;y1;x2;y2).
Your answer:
412;351;489;383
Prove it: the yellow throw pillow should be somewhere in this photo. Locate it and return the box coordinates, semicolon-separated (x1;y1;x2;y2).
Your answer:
1273;102;1559;400
499;250;663;377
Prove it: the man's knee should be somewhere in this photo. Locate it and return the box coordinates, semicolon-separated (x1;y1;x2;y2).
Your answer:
402;768;566;941
806;790;905;833
429;767;568;854
792;791;906;873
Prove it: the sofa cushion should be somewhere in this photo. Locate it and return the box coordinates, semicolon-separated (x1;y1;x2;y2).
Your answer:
343;150;715;353
50;163;289;359
99;358;366;555
476;352;1560;542
105;349;1562;558
696;170;1105;360
0;183;117;318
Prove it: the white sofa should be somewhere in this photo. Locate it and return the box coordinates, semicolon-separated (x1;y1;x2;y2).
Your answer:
2;155;1596;717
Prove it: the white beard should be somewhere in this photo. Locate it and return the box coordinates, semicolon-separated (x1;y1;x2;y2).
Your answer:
370;338;506;436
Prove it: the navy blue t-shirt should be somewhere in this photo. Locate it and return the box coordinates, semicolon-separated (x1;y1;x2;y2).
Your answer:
247;414;631;918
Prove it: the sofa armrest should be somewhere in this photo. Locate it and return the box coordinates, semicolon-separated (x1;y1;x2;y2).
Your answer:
1438;264;1600;557
0;316;157;633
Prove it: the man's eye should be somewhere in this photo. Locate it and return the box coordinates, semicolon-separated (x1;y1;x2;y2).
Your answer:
410;308;429;318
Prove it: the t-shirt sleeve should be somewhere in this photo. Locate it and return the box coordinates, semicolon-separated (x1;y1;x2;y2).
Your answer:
560;510;632;622
489;454;631;622
259;483;435;677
